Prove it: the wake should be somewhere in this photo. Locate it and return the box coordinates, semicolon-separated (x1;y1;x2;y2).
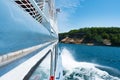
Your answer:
61;48;120;80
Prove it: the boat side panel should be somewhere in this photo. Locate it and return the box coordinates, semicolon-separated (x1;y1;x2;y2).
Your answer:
0;0;55;54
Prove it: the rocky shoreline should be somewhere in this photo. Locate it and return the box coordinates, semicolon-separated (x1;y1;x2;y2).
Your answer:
60;37;112;46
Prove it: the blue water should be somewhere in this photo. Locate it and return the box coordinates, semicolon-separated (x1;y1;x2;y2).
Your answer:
59;43;120;77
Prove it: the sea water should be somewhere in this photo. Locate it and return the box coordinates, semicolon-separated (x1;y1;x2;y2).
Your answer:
59;43;120;80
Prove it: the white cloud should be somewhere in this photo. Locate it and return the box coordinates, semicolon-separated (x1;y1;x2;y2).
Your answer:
56;0;81;9
56;0;84;32
57;11;70;32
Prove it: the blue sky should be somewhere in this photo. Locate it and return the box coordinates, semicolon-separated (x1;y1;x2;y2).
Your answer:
56;0;120;33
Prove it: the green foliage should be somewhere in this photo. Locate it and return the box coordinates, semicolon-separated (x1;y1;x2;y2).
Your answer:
59;27;120;46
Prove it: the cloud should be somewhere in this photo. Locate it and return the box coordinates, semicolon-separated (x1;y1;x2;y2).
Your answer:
56;0;84;32
57;11;70;32
56;0;81;9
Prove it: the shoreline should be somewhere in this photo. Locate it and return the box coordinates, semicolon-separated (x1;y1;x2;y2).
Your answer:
59;27;120;47
59;37;120;47
59;42;120;47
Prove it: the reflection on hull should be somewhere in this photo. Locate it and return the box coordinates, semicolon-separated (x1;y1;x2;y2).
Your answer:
0;0;62;80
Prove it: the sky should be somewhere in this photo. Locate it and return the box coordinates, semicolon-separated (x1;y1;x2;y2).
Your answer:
55;0;120;33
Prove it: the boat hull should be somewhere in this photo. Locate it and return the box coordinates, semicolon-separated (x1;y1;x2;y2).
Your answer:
0;0;55;55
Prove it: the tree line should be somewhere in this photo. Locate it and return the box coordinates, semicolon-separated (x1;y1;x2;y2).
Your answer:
59;27;120;46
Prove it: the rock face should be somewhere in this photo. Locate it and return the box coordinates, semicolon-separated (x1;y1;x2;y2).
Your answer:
61;37;84;44
103;39;111;45
60;37;112;46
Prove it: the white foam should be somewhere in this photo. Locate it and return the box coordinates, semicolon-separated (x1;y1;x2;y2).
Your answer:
61;48;120;80
61;48;95;69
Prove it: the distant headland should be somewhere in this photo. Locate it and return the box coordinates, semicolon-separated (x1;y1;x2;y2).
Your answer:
59;27;120;46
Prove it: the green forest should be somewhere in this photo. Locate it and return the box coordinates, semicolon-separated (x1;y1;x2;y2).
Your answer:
59;27;120;46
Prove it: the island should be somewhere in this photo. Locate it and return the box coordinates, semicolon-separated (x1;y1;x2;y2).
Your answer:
59;27;120;46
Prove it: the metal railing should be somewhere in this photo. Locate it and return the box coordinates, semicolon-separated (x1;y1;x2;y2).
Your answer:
14;0;57;34
0;40;58;80
0;40;56;67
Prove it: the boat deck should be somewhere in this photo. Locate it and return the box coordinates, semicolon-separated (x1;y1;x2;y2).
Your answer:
0;41;57;80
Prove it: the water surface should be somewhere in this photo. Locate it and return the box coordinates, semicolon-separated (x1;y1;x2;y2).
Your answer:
59;43;120;79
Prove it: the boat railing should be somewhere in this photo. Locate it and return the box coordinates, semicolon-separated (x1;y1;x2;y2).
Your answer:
0;40;58;80
29;0;49;22
14;0;57;34
0;40;57;67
